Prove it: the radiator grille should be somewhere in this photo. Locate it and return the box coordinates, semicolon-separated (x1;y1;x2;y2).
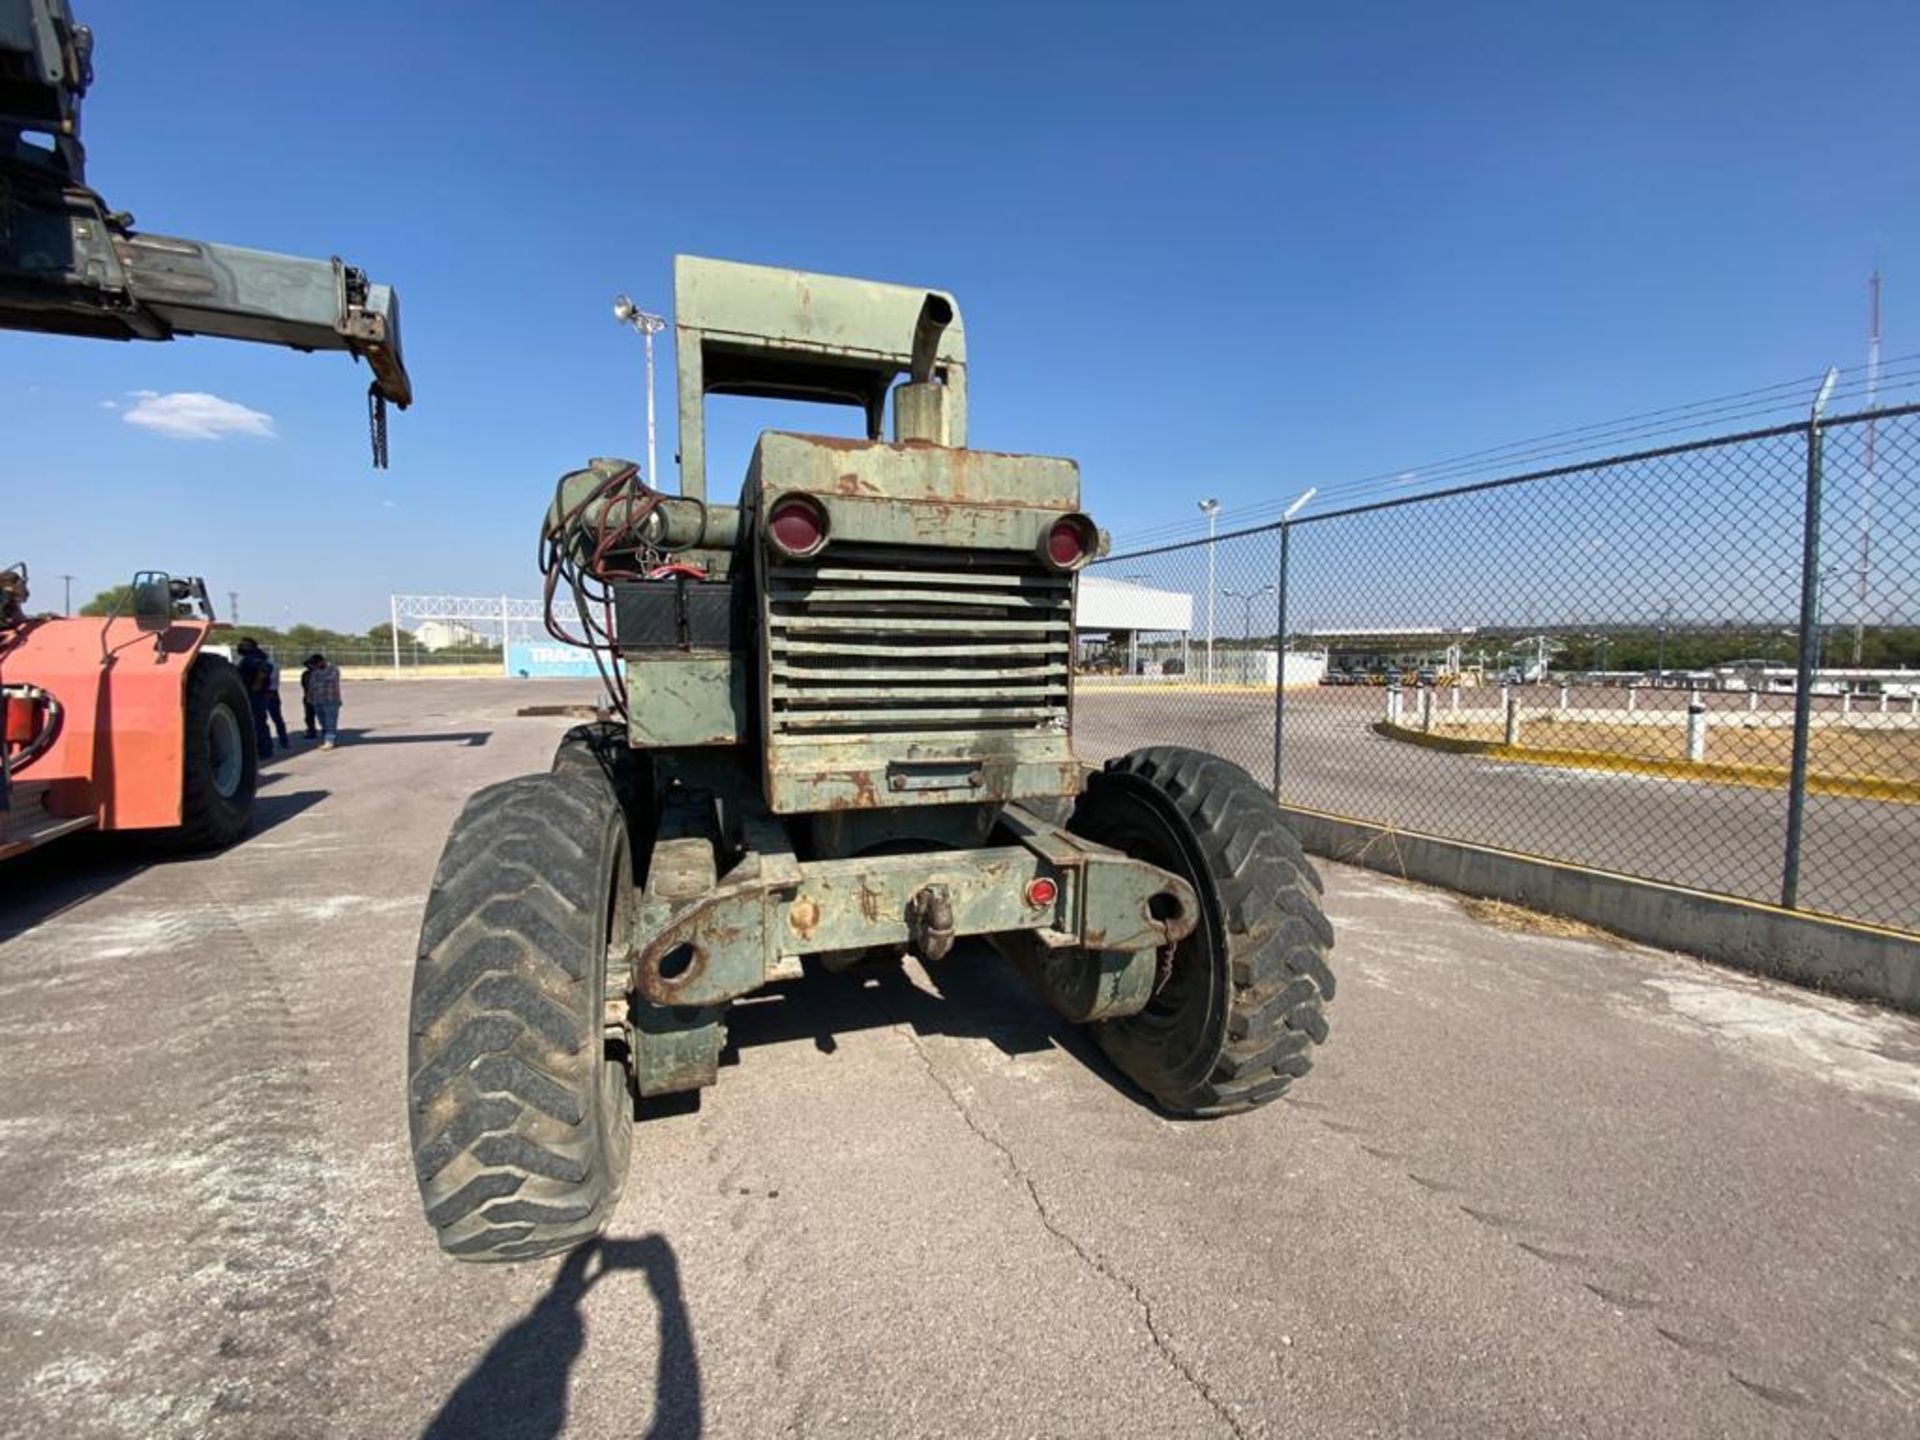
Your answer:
766;544;1073;737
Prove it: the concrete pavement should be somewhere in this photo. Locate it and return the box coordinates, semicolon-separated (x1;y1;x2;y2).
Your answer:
1;678;1916;1438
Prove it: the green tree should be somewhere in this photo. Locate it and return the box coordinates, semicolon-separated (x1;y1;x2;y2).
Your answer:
78;584;135;616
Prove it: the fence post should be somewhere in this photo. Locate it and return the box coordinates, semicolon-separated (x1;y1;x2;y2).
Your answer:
389;594;401;675
1503;687;1521;746
1449;684;1460;716
1626;686;1637;714
501;595;513;678
1270;522;1290;801
1781;375;1836;909
1686;693;1708;762
1558;683;1570;713
1420;685;1434;733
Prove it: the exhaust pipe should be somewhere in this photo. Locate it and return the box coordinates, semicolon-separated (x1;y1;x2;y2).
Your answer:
909;293;954;384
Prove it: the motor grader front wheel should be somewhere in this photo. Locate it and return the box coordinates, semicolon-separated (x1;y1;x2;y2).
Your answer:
408;770;635;1261
1068;746;1335;1116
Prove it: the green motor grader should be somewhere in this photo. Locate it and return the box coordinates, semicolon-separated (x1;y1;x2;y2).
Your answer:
408;257;1335;1262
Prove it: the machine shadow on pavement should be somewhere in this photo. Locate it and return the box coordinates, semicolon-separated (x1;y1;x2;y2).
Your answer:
0;788;328;939
720;945;1152;1109
422;1235;702;1440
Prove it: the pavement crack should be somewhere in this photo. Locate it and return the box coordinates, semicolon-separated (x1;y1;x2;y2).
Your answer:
876;998;1251;1439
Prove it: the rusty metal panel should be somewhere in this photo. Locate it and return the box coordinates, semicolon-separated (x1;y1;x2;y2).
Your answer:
625;815;1196;1010
623;653;747;748
752;430;1076;511
674;256;966;366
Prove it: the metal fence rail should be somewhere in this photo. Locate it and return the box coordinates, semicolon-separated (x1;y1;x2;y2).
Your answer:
1084;404;1920;934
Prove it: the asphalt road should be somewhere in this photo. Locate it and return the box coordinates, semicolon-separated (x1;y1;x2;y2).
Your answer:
1078;688;1920;932
2;678;1917;1438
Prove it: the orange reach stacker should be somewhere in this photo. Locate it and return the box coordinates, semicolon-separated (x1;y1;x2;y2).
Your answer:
1;565;255;860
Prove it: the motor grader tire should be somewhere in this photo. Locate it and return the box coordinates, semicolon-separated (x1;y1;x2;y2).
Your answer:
552;721;636;794
409;770;634;1262
166;655;256;851
1069;746;1334;1117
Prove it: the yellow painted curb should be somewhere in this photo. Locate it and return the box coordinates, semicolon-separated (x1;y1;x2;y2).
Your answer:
1373;722;1920;806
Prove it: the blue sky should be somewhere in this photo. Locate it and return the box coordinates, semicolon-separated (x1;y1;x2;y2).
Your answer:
3;0;1913;629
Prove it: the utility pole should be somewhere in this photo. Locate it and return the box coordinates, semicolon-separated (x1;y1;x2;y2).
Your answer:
1199;498;1220;683
1855;267;1881;665
58;572;74;615
614;295;669;491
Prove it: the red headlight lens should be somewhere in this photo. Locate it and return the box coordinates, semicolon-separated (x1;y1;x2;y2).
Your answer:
768;495;828;557
1044;514;1096;571
1025;876;1059;908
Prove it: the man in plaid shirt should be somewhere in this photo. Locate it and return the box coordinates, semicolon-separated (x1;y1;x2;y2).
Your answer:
304;654;344;749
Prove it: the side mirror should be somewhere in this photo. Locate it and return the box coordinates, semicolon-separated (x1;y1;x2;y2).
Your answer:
130;571;174;633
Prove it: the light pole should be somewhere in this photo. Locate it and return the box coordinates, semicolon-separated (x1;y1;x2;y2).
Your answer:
58;572;74;615
1814;563;1863;676
613;295;669;491
1199;498;1220;682
1222;584;1275;641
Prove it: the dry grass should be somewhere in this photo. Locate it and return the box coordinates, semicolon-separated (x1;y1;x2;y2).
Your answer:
1427;716;1920;781
1459;896;1633;948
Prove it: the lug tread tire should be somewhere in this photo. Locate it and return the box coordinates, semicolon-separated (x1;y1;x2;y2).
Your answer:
1075;746;1334;1117
165;655;256;851
409;771;632;1262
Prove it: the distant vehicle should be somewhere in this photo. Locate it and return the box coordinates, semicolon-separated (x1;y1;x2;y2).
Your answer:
1415;668;1437;687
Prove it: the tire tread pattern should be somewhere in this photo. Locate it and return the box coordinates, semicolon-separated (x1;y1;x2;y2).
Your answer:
408;771;629;1262
1088;746;1334;1117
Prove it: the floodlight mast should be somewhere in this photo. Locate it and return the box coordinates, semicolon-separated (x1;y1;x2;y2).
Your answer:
614;294;670;492
1199;498;1221;682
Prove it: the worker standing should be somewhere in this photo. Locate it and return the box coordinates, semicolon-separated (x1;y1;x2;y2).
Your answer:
262;649;291;749
235;638;275;758
307;654;344;749
300;654;321;740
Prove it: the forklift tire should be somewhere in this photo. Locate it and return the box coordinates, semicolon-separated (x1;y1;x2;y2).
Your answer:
167;655;257;851
409;770;634;1262
1069;746;1334;1117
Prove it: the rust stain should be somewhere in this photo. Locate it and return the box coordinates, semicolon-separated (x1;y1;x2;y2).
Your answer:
831;471;882;496
788;895;822;941
858;881;882;924
805;434;883;453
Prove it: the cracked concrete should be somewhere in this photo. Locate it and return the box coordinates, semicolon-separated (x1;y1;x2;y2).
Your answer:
880;994;1252;1440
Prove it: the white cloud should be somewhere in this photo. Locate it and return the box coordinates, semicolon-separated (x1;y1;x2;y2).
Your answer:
121;390;276;442
97;398;118;410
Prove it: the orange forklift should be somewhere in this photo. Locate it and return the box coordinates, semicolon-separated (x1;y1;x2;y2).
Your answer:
1;566;255;858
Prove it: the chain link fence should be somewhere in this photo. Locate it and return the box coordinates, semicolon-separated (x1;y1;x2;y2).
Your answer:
1082;404;1920;935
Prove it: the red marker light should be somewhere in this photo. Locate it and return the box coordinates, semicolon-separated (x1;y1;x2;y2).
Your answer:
1041;514;1097;571
768;495;829;557
1025;876;1059;908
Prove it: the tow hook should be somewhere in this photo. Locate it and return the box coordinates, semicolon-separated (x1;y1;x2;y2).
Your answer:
905;884;956;963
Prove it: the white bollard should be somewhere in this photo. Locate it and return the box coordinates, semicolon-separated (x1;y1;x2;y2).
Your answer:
1385;684;1402;726
1842;690;1852;716
1558;684;1570;714
1686;694;1708;762
1748;690;1759;714
1504;688;1522;746
1626;687;1638;714
1879;691;1889;714
1449;685;1460;716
